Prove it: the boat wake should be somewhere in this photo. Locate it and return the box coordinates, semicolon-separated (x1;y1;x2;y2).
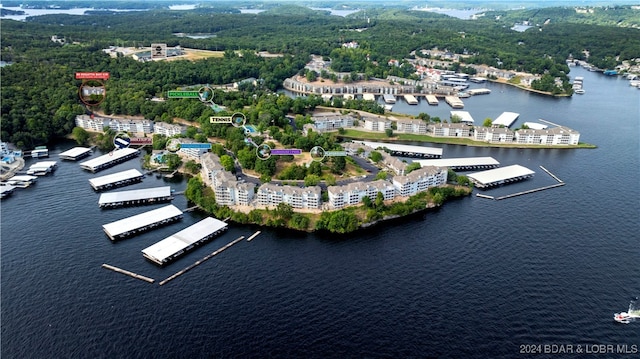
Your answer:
614;297;640;324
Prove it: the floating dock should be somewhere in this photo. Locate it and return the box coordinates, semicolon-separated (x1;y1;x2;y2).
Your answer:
101;264;155;284
383;94;396;104
98;186;173;208
102;204;183;241
59;147;92;161
467;165;535;189
425;95;439;105
79;148;139;172
6;175;37;188
523;122;548;130
445;96;464;108
414;157;500;171
142;217;229;266
1;184;15;199
493;112;520;128
450;110;474;124
158;235;244;286
89;168;145;191
494;183;565;200
246;231;261;242
403;94;418;105
362;93;376;101
467;88;491;95
469;77;487;83
357;141;443;158
26;161;57;175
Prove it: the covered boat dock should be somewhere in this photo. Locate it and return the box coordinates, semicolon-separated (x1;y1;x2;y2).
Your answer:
493;112;520;128
98;186;173;208
357;141;443;158
59;147;92;161
142;217;229;265
414;157;500;171
467;165;535;188
89;169;144;191
102;204;184;241
79;148;139;172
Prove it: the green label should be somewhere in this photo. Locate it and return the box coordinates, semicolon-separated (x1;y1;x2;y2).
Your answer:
167;91;200;98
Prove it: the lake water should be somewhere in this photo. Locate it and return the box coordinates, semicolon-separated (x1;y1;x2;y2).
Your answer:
1;66;639;358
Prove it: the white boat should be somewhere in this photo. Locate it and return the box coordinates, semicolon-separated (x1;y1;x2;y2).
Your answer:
574;89;585;94
614;297;640;324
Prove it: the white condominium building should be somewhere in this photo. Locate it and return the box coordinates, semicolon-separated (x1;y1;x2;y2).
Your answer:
257;184;321;209
515;127;580;145
392;166;448;197
154;122;186;137
327;180;396;209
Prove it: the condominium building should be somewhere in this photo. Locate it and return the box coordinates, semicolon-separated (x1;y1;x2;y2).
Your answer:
363;116;392;132
474;127;515;143
75;115;153;134
312;112;355;132
392;166;448;197
327;180;396;209
515;127;580;145
257;183;321;209
200;152;225;186
154;122;186;137
395;119;427;135
429;122;472;138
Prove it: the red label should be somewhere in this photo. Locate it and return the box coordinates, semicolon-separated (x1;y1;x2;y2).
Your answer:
130;137;153;145
75;72;110;80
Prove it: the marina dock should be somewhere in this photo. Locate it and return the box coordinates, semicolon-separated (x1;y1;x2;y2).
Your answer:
6;175;37;188
79;148;139;172
101;264;155;284
362;94;376;101
450;110;474;124
59;147;92;161
425;95;439;105
142;217;229;266
467;88;491;95
102;204;183;241
445;96;464;108
356;141;443;158
403;94;418;105
246;231;261;242
158;235;245;286
492;112;520;128
89;169;145;191
475;165;565;200
27;161;57;175
98;186;173;208
414;157;500;171
468;165;535;189
383;94;396;104
1;184;15;199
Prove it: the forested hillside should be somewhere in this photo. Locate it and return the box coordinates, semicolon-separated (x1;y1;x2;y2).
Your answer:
1;4;639;148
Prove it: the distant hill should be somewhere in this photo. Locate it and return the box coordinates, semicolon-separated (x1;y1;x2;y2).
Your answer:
483;5;640;29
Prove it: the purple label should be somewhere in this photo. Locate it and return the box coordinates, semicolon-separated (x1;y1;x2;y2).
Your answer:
271;149;302;155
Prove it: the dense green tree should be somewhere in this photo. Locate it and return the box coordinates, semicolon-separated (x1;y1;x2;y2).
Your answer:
71;127;89;145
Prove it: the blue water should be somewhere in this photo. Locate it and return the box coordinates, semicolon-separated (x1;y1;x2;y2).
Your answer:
2;67;639;358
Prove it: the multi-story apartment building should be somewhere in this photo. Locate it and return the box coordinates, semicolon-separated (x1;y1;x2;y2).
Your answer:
154;122;186;137
327;180;396;209
75;115;153;134
429;122;472;138
515;127;580;145
256;184;321;209
395;119;427;135
176;138;209;159
363;116;392;132
381;152;408;176
312;112;355;132
474;127;515;143
200;153;225;186
392;166;448;197
75;115;109;132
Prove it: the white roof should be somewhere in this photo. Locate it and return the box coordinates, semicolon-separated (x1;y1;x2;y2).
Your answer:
468;165;535;185
59;147;91;159
103;205;183;239
80;148;138;170
362;94;376;101
98;186;172;205
1;185;15;193
414;157;499;167
493;112;520;127
357;141;443;156
9;175;38;182
89;169;143;189
523;122;548;130
450;110;474;123
29;161;57;169
142;217;228;263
